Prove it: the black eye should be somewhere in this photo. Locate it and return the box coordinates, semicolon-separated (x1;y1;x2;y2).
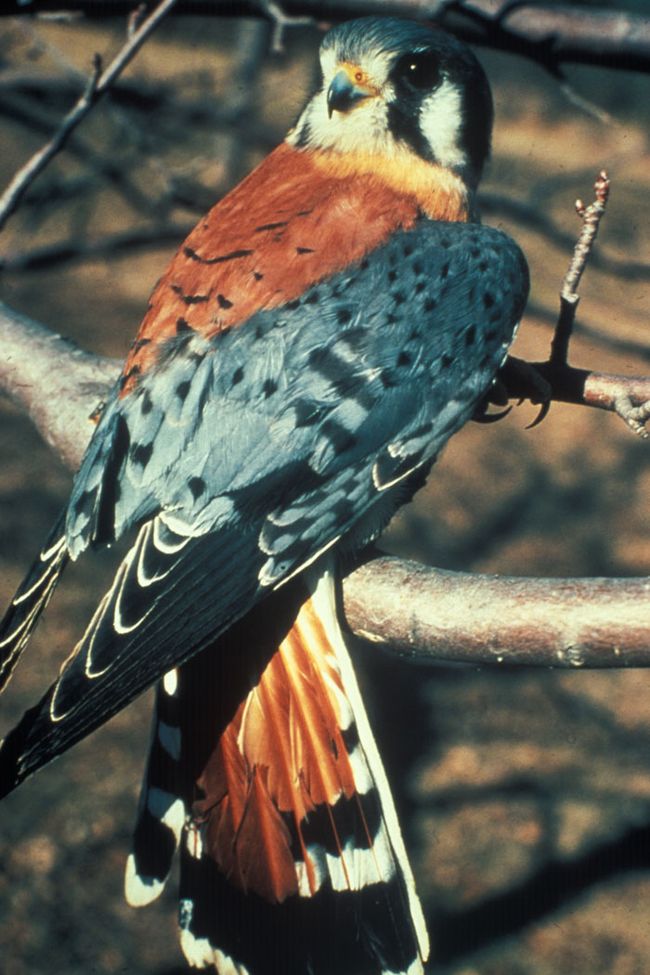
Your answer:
395;50;441;91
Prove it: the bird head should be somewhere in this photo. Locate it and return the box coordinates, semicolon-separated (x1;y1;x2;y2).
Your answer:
289;18;493;191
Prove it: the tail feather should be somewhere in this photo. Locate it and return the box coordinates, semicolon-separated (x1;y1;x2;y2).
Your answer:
125;669;184;907
125;561;429;974
0;511;69;695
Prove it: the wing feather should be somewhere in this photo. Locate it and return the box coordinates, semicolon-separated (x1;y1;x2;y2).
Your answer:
0;220;528;800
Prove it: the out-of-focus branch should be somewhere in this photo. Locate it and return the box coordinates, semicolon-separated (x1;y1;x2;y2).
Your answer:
0;0;178;232
1;301;649;667
3;1;650;73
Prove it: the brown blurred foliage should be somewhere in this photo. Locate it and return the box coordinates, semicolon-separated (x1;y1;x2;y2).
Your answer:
0;13;649;975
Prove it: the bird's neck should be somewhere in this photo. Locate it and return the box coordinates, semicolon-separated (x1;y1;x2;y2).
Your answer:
306;146;472;223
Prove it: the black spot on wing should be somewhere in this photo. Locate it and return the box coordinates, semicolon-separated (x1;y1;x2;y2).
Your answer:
188;477;206;500
130;441;154;469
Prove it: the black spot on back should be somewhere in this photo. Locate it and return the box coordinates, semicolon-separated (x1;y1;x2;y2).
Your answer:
130;441;153;468
255;221;288;233
140;389;154;415
322;419;356;456
176;380;191;401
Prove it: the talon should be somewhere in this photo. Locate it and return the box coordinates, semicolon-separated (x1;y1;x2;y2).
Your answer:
474;405;513;424
526;400;551;429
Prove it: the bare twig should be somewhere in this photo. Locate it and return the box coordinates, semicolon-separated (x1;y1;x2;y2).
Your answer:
256;0;312;52
551;170;610;367
0;0;178;232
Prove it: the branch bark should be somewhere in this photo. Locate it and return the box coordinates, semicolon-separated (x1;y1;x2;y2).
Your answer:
3;1;650;73
1;301;648;669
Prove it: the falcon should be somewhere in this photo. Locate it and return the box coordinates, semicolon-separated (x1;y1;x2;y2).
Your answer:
0;17;528;975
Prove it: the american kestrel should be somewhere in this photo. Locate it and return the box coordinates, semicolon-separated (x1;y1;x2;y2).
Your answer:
0;17;528;975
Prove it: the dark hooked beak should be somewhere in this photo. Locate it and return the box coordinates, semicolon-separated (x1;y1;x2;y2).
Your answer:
327;70;371;118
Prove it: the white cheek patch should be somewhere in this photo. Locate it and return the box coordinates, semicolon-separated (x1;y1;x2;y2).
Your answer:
292;89;395;157
419;79;467;171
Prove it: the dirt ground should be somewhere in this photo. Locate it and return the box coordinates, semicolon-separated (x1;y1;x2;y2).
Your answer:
0;14;649;975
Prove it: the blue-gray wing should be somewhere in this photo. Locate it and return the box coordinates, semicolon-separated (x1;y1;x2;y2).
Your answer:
0;220;528;795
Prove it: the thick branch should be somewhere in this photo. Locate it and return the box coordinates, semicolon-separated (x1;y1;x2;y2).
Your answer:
0;303;117;468
1;302;649;668
344;558;650;668
2;1;650;73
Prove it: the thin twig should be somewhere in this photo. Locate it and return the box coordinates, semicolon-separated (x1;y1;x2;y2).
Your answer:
256;0;312;53
0;0;178;232
550;170;610;367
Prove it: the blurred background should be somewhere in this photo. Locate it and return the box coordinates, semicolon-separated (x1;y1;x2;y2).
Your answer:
0;8;649;974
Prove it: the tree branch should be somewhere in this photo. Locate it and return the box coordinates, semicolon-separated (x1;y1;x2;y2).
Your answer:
1;300;649;668
3;1;650;74
343;558;650;668
0;0;179;232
